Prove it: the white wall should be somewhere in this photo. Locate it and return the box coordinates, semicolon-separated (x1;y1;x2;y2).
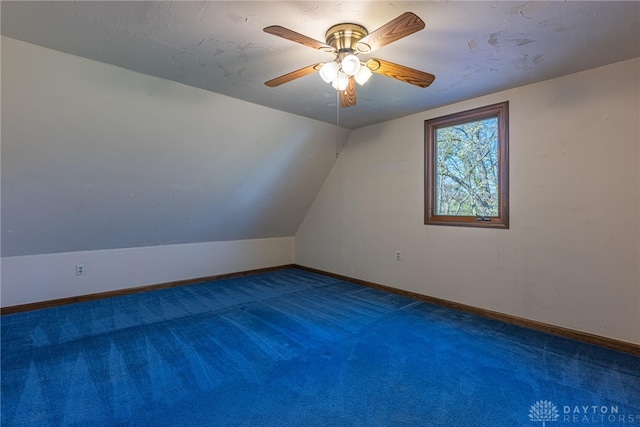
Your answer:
296;58;640;344
1;237;294;307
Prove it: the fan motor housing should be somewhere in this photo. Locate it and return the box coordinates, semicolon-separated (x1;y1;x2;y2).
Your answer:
325;23;368;52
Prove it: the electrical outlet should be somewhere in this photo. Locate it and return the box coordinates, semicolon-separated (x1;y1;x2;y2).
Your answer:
396;251;402;261
76;264;85;276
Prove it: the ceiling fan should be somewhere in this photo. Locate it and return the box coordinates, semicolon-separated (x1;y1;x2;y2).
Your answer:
263;12;435;108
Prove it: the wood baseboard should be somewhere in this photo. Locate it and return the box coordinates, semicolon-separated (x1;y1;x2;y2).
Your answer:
0;264;295;316
294;264;640;356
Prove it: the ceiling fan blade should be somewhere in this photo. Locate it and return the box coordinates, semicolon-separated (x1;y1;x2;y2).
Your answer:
265;63;322;87
264;26;335;52
355;12;425;53
340;77;357;108
366;59;435;88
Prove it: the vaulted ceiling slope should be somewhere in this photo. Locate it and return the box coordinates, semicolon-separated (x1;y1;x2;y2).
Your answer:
2;1;639;129
2;37;349;257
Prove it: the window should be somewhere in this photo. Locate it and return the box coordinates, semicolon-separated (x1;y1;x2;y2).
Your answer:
425;101;509;228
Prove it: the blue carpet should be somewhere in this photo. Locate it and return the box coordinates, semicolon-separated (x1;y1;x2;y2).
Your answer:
1;268;638;426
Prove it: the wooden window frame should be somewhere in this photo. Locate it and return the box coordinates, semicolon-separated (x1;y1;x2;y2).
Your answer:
424;101;509;229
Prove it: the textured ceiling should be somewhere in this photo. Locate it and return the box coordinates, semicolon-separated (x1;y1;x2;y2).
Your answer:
2;1;639;129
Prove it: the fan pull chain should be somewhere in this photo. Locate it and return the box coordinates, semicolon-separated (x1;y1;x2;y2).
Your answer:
336;90;340;158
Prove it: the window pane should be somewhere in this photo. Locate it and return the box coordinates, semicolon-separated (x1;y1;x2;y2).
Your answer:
434;117;499;217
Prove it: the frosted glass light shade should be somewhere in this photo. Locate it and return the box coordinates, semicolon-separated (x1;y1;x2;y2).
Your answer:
341;54;361;76
332;71;349;91
319;62;339;83
354;66;372;85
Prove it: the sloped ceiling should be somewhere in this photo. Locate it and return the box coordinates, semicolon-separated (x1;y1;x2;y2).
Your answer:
2;1;639;129
2;37;349;257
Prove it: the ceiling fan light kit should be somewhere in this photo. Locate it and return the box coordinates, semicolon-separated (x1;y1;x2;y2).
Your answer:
264;12;435;108
319;52;370;89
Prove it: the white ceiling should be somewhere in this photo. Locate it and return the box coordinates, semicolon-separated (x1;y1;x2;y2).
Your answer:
2;1;639;129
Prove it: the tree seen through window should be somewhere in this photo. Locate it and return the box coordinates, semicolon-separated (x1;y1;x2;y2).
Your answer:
435;117;498;217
